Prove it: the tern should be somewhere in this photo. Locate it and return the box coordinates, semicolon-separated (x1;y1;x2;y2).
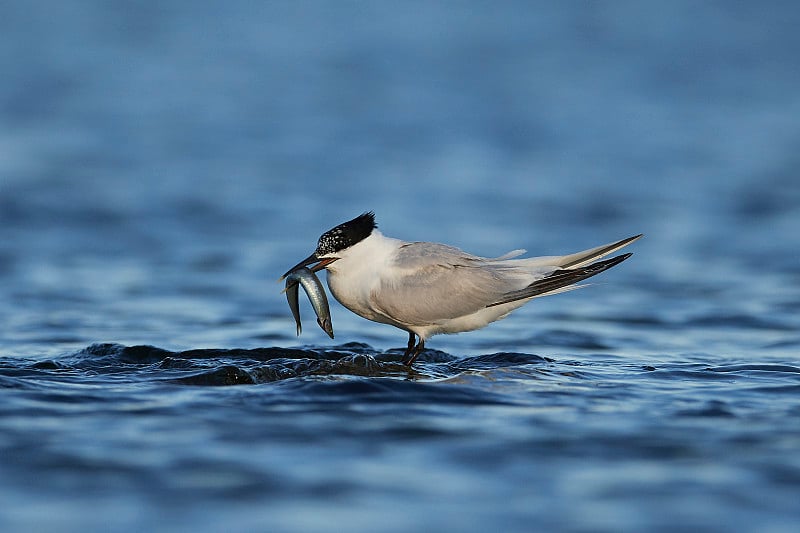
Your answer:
282;212;640;366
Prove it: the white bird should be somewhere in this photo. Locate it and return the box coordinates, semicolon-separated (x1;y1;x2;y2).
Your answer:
282;212;640;366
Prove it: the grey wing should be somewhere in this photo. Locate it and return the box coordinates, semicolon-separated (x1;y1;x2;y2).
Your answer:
370;242;524;325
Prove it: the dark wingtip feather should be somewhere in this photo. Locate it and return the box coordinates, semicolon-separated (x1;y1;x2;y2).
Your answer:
487;252;635;307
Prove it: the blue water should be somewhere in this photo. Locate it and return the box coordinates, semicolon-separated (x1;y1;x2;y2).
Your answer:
2;2;800;532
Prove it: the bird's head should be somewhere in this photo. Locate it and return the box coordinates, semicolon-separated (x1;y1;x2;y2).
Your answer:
281;212;377;279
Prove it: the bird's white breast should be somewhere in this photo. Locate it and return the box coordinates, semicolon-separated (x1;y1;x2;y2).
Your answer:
324;231;406;326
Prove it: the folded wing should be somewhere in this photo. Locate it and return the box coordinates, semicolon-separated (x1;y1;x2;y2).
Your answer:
486;253;633;307
370;235;640;325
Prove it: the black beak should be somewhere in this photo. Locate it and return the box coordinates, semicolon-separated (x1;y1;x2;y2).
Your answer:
281;252;318;280
280;253;338;280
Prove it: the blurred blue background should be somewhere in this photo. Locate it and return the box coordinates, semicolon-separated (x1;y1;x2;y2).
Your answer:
3;1;798;354
1;2;799;532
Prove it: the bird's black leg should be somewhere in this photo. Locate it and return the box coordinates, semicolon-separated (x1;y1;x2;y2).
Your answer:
403;337;425;367
402;331;416;364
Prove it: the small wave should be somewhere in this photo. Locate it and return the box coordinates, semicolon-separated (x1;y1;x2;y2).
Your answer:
271;376;514;406
674;399;737;418
446;352;553;371
174;365;258;386
764;338;800;350
0;343;560;387
687;313;796;331
64;343;413;385
706;364;800;374
529;329;610;350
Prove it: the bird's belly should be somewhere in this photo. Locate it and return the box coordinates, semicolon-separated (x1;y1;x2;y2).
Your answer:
415;300;527;338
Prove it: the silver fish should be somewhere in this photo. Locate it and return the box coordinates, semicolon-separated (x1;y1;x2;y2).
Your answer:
285;276;303;336
283;267;334;339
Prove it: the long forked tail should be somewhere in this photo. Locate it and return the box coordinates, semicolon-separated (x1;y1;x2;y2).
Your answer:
486;234;641;308
556;234;642;268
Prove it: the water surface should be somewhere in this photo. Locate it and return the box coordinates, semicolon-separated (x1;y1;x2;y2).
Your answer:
2;2;800;532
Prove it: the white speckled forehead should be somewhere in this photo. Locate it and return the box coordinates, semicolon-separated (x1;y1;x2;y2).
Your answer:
316;212;376;256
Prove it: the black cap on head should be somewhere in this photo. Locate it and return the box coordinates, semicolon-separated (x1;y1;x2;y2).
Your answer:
315;212;376;256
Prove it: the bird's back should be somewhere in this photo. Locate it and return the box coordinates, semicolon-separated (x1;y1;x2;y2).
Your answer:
367;241;549;327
